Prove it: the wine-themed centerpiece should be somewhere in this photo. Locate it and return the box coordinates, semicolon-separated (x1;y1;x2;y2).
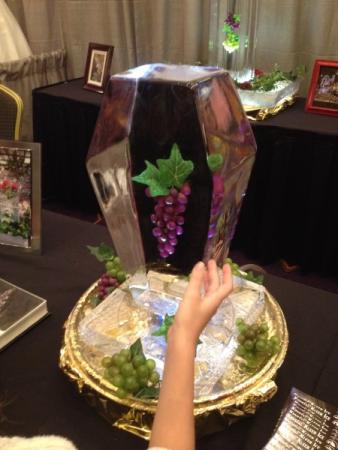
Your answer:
60;64;288;439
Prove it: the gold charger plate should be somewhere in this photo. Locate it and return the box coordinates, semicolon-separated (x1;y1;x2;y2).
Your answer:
60;279;288;440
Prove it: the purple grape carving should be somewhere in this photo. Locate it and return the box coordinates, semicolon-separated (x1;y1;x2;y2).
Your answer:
148;183;191;258
132;144;194;259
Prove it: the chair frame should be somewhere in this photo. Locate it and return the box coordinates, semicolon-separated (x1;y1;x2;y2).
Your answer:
0;84;23;140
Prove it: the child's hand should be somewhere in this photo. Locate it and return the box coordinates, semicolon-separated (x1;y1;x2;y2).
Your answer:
170;260;233;345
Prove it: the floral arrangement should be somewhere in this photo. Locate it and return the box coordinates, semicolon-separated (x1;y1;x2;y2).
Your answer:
235;65;306;92
0;178;19;199
222;13;240;53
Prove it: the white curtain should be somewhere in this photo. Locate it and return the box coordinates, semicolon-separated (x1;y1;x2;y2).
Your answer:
5;0;338;94
254;0;338;95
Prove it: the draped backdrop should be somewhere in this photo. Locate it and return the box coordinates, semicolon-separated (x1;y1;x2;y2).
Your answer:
4;0;338;89
3;0;338;119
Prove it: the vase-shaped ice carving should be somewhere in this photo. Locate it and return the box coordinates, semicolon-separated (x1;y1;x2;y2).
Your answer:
86;64;256;274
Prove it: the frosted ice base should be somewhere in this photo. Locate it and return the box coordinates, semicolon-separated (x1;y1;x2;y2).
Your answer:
79;271;265;398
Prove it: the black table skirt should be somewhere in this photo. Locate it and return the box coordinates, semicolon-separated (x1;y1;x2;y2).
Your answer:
33;79;101;211
232;125;338;276
0;211;337;450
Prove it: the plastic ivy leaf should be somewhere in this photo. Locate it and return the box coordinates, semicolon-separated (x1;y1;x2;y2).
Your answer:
132;161;170;197
136;386;160;399
87;243;115;262
152;314;202;344
130;338;145;359
132;144;194;196
152;314;175;340
156;144;194;189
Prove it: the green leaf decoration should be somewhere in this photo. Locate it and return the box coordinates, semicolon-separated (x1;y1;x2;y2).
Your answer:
152;314;201;344
207;154;224;172
89;295;101;307
152;314;175;340
130;338;145;359
132;144;194;197
132;161;169;197
136;386;160;399
87;243;115;262
157;144;194;189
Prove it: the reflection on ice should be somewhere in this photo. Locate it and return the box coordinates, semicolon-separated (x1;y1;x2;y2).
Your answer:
79;271;265;398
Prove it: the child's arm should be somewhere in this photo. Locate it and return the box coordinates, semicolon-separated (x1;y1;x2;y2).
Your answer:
149;260;233;450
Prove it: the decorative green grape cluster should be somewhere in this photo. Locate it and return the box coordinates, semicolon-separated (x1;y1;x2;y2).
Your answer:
105;256;126;284
87;244;127;306
236;318;280;372
225;258;264;285
101;339;160;399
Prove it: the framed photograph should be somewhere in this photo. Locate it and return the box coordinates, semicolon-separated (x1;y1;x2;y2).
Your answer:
83;42;114;94
0;140;41;253
305;59;338;116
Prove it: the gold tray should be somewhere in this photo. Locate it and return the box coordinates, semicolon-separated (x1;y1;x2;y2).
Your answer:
60;280;288;440
244;95;296;121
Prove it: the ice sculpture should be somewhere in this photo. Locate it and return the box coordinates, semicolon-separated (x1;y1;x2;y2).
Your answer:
86;64;256;274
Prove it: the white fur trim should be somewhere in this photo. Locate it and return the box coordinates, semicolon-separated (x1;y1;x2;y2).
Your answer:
0;435;77;450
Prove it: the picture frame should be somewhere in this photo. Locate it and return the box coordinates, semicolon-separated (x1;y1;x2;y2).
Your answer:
305;59;338;116
0;140;41;253
83;42;114;94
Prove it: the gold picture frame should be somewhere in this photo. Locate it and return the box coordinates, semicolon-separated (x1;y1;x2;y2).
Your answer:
0;140;41;253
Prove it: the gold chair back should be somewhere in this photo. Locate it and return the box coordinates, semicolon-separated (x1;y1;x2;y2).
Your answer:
0;84;23;140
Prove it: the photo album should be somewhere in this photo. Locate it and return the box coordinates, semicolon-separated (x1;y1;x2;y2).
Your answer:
0;278;48;350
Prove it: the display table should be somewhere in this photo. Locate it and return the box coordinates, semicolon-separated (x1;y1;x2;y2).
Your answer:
33;79;101;211
33;79;338;274
0;211;337;450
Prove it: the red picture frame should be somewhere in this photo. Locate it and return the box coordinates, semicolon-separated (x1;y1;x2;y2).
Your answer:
83;43;114;94
305;59;338;116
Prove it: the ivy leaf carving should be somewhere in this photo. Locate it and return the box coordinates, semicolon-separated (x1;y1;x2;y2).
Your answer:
132;161;170;197
156;144;194;189
132;144;194;196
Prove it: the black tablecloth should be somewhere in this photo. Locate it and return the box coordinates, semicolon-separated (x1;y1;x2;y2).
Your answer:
0;211;337;450
33;79;338;274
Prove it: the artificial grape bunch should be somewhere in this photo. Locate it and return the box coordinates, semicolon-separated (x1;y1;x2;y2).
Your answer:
96;256;127;301
101;340;160;399
235;318;280;372
96;273;119;301
148;182;191;259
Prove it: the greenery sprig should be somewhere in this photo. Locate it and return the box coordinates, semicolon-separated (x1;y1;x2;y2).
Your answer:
236;65;306;92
